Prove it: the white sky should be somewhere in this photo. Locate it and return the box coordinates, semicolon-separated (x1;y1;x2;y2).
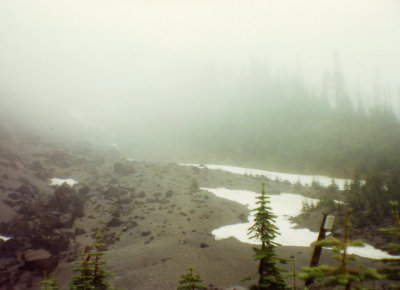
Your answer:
0;0;399;131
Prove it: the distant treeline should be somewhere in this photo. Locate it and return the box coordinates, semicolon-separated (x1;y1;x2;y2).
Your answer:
180;73;400;179
346;175;400;227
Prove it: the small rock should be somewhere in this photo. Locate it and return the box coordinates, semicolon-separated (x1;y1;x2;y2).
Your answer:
130;221;139;228
238;213;248;222
74;228;86;236
113;162;135;175
19;185;34;197
106;217;122;227
200;242;209;248
7;193;19;200
23;249;57;273
78;186;90;196
165;190;174;198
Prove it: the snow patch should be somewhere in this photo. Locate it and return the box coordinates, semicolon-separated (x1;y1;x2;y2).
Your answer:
182;163;351;189
50;178;79;186
203;187;396;259
0;235;11;242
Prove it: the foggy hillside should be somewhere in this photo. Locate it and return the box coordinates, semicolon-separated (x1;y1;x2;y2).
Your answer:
1;0;400;178
1;1;400;289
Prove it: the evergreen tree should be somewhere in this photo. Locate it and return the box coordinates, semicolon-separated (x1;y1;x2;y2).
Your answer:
70;246;94;290
177;265;207;290
300;209;382;289
190;178;199;193
69;229;114;290
379;201;400;284
39;272;60;290
247;183;288;290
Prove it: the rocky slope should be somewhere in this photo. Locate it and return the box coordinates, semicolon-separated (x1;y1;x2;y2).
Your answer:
0;127;384;289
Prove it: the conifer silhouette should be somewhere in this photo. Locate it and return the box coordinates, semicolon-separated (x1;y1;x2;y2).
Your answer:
247;183;288;290
379;201;400;284
177;265;207;290
39;272;60;290
69;229;114;290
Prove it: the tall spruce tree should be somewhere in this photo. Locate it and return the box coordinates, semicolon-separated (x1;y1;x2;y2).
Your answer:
69;229;114;290
247;183;288;290
379;201;400;284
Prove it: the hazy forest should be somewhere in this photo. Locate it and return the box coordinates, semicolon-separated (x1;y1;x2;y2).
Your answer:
1;0;400;289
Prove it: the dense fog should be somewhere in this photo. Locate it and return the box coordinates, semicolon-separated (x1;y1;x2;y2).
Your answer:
1;0;399;166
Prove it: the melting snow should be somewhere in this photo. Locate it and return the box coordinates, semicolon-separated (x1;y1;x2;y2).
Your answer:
202;187;396;259
50;178;79;186
0;235;11;242
182;163;351;189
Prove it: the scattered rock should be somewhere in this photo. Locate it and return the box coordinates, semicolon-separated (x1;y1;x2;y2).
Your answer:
78;186;90;196
7;193;19;200
74;228;86;236
108;177;119;185
0;238;25;258
144;236;154;244
113;162;135;175
31;160;45;170
200;242;209;248
238;213;248;222
128;221;139;228
137;191;146;198
60;213;74;228
48;151;72;168
141;231;151;237
40;214;62;233
18;185;35;197
107;217;122;227
22;249;56;274
37;233;70;256
104;186;119;199
165;190;174;198
2;199;15;208
102;232;118;246
49;184;84;219
35;170;51;180
161;257;172;263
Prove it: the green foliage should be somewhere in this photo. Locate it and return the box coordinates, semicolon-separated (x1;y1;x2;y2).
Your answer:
177;265;207;290
379;201;400;282
300;209;383;289
247;183;288;290
39;272;60;290
301;199;315;213
190;179;199;193
69;229;114;290
347;175;400;228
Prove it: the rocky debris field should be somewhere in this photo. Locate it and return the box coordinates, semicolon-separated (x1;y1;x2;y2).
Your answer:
0;128;257;289
0;128;382;289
